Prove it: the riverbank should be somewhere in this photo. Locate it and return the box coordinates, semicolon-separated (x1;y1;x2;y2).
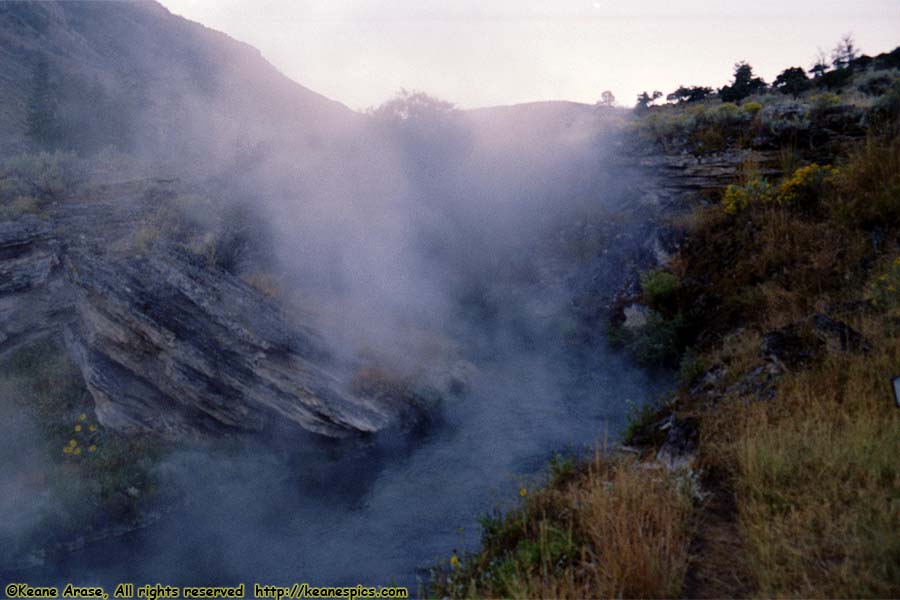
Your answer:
430;62;900;599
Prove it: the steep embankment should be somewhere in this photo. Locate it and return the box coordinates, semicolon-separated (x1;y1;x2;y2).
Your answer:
432;61;900;599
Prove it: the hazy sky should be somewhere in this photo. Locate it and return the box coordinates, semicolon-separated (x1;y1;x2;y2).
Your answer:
160;0;899;110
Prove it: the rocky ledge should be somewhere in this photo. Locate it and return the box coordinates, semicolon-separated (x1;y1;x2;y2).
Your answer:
0;184;431;440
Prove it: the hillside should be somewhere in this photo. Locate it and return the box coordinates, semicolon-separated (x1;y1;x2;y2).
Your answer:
431;50;900;598
0;2;658;581
0;0;356;159
2;1;898;595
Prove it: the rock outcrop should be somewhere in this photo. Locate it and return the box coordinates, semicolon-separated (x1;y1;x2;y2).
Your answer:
0;184;424;440
64;248;406;439
0;215;72;354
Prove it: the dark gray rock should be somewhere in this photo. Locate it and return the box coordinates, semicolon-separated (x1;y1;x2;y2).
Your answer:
62;248;412;439
656;415;698;470
762;323;822;370
0;193;425;440
811;312;871;353
762;313;869;371
724;363;781;401
0;215;74;354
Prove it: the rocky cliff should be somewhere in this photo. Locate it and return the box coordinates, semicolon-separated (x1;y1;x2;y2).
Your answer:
0;181;425;440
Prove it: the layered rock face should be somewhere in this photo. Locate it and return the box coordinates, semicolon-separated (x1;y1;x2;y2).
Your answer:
64;250;402;439
0;216;72;352
0;184;417;440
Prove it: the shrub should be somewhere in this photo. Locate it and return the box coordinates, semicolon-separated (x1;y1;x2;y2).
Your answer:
714;102;742;122
548;453;578;486
240;271;282;298
743;101;764;116
722;178;772;214
830;135;900;227
866;255;900;316
626;310;689;366
677;349;706;387
130;193;240;271
641;270;680;310
0;151;85;202
864;80;900;132
0;195;40;220
809;91;841;110
775;163;835;211
622;399;666;446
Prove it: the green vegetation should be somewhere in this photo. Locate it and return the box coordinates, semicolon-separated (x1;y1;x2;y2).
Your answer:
609;270;690;367
443;41;900;598
0;150;85;208
129;192;262;273
720;62;767;103
429;453;693;599
640;270;679;309
642;95;900;595
630;36;900;156
725;336;900;597
0;339;166;548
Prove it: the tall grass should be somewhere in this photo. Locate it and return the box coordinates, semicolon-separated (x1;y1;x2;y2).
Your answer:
680;131;900;596
431;454;694;599
731;319;900;597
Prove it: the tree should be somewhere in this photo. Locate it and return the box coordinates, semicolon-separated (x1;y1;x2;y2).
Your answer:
667;85;713;104
831;33;858;70
369;88;456;122
25;56;61;149
598;90;616;107
719;61;767;103
772;67;811;98
635;90;662;112
809;48;830;79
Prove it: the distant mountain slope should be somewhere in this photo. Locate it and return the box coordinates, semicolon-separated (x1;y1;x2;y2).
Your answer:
0;0;358;157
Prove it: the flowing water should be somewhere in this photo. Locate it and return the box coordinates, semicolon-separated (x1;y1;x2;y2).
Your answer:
4;108;670;594
13;320;667;592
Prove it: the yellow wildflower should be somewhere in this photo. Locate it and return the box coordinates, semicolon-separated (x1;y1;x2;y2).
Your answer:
68;439;77;447
519;488;527;497
89;424;97;432
79;413;87;422
74;424;82;432
63;446;72;454
450;553;460;569
88;445;97;453
74;447;81;455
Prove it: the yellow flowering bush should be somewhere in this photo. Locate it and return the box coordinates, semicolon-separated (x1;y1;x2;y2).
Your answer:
722;178;772;214
776;163;836;210
810;91;841;110
743;101;764;116
61;412;101;459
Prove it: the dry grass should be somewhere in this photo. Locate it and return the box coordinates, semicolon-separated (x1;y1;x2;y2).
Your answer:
239;271;283;298
662;129;900;597
431;454;694;599
0;194;41;220
707;318;900;598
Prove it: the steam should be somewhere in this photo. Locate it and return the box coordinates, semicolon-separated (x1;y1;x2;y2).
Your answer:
2;8;670;586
